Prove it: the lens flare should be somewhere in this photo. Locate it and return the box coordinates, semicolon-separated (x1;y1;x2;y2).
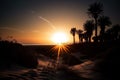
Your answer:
50;44;70;69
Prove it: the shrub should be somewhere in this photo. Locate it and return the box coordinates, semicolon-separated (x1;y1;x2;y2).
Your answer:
0;40;38;69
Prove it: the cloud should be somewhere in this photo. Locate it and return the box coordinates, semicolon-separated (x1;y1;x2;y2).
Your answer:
32;30;40;33
0;27;24;33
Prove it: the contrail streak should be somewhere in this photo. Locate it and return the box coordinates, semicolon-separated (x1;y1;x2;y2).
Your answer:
31;10;56;30
39;16;56;30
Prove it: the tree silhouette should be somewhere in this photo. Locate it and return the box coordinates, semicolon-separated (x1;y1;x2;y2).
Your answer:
88;2;103;38
70;28;76;44
104;24;120;41
111;24;120;40
83;20;94;42
105;28;113;41
0;37;2;41
77;29;83;43
98;16;112;35
98;16;112;42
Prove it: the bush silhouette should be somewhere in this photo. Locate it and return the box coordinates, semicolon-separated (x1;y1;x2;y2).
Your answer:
0;40;38;69
94;44;120;80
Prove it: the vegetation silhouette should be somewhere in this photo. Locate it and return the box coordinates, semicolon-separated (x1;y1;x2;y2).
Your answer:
83;20;94;42
76;29;83;43
98;16;112;42
69;1;120;80
87;2;103;38
70;27;76;44
0;39;38;69
70;2;119;44
111;24;120;40
98;16;112;35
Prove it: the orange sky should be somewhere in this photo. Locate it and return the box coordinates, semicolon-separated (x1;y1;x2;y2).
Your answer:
0;15;86;45
0;9;87;45
0;0;120;45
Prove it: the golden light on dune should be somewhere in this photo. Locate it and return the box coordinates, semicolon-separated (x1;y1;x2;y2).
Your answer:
51;32;68;45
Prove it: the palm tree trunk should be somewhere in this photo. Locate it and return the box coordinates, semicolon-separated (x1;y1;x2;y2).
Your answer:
89;36;91;42
95;18;98;37
100;26;105;35
73;36;75;44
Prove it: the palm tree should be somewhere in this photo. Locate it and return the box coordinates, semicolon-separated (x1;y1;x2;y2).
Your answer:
77;29;83;43
70;28;76;44
98;16;112;35
88;2;103;37
83;20;94;42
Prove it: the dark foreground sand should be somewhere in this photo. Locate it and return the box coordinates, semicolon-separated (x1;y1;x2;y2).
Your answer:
0;59;96;80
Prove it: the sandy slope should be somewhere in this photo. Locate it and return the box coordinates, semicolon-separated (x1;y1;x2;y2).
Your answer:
0;53;104;80
0;59;95;80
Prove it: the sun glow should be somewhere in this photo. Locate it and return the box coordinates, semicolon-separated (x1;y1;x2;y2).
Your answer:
51;32;68;45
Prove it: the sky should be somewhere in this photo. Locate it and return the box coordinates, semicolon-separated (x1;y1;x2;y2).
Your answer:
0;0;120;45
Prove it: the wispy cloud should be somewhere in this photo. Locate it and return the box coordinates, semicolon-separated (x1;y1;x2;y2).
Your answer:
0;27;24;33
32;30;40;33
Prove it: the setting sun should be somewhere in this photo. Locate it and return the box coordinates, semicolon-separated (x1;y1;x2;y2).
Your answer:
51;32;68;44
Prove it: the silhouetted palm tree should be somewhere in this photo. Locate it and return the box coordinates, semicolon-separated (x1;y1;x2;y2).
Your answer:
98;16;112;35
88;2;103;37
70;28;76;44
83;20;94;42
77;29;83;43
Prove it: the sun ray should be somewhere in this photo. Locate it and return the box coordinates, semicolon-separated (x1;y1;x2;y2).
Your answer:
49;44;70;69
